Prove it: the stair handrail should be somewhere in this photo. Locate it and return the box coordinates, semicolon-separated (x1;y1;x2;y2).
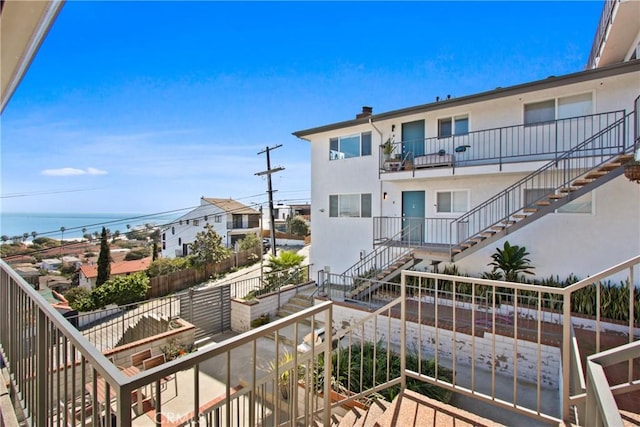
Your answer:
341;225;415;279
449;111;632;252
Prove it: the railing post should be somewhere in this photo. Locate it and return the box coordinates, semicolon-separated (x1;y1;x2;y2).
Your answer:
36;309;47;427
561;291;571;421
323;304;333;425
400;271;406;391
499;128;503;171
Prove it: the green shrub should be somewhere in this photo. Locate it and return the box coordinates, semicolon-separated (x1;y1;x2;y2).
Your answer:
316;341;452;404
147;257;192;277
65;287;92;310
71;272;150;311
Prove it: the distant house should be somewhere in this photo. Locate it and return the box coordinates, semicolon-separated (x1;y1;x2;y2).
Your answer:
161;197;261;258
14;266;40;286
262;202;312;232
61;256;82;269
41;258;62;271
78;257;152;289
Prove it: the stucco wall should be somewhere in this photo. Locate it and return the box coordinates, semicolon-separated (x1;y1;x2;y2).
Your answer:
306;68;640;282
329;302;561;389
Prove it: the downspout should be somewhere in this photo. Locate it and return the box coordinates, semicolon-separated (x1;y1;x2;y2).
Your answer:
370;117;383;181
370;117;385;247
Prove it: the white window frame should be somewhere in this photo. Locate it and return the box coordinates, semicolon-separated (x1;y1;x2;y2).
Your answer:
525;187;593;215
557;191;594;215
435;190;469;214
437;115;469;138
524;92;594;126
329;193;372;218
329;132;372;160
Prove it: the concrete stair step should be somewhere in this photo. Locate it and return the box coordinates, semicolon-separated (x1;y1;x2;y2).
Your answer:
338;406;366;427
374;389;505;427
353;399;390;427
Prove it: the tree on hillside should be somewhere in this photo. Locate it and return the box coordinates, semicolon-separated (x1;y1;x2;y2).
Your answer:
238;233;260;251
96;227;111;287
189;224;230;266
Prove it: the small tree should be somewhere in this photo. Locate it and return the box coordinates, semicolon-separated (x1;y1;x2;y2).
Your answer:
488;241;535;282
189;224;230;266
96;227;111;287
238;233;261;251
263;250;306;290
287;216;309;236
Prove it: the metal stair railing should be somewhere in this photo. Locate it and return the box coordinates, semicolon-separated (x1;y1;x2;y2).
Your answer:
341;225;416;281
449;111;632;256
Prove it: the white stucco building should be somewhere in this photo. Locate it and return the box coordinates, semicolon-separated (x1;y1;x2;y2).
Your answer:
294;4;640;282
161;197;261;258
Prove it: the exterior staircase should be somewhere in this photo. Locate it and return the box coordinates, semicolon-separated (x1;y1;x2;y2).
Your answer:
276;286;316;320
346;253;416;300
448;111;636;262
330;390;504;427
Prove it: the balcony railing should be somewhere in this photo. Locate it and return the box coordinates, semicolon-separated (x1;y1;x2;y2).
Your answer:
379;110;625;174
0;258;333;426
374;216;456;247
319;255;639;426
2;254;637;426
375;110;634;260
587;0;619;69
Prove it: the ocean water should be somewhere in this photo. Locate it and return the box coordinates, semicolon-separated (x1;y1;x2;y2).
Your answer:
0;212;180;240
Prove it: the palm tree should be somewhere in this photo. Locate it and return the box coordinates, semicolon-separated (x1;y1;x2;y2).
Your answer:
22;232;29;242
488;241;535;282
1;235;8;243
31;231;37;241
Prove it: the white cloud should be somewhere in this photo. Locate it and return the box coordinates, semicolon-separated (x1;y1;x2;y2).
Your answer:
41;167;108;176
86;167;108;175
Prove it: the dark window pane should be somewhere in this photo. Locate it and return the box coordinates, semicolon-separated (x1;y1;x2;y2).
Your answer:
329;195;338;217
524;100;555;125
361;132;372;156
438;118;452;138
361;194;372;217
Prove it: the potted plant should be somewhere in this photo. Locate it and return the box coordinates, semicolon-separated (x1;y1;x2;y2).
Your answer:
624;150;640;183
382;138;394;160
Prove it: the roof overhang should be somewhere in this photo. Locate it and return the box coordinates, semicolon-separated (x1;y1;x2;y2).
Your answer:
1;0;65;113
292;59;640;139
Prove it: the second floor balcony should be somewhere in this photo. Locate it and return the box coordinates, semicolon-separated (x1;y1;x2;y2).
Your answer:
380;110;626;177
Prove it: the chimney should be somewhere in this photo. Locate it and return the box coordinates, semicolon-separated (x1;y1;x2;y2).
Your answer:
356;106;373;119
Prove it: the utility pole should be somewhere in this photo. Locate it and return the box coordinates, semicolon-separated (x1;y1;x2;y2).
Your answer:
256;145;284;257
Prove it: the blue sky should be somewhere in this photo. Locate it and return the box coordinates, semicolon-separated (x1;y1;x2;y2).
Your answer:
1;1;603;215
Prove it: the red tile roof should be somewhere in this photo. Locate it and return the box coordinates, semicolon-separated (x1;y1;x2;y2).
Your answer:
79;257;151;279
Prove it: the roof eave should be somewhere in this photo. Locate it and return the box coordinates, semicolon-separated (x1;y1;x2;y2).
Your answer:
292;59;640;138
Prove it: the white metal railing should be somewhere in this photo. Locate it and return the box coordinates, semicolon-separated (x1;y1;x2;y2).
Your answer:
0;258;333;426
584;340;640;427
2;255;638;425
322;255;639;424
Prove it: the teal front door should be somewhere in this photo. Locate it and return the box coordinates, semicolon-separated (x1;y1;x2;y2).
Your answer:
402;120;425;159
402;191;425;243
